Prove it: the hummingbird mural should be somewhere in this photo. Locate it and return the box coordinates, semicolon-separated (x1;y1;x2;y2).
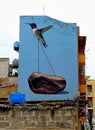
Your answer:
26;23;53;47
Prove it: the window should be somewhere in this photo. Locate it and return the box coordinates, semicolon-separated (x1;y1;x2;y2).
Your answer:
87;85;92;93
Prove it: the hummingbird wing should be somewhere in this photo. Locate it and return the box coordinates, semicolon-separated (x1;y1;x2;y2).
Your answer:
39;25;53;34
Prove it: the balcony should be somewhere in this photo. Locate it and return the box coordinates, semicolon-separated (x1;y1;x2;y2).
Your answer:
78;55;85;62
87;92;93;97
88;105;93;110
88;101;93;109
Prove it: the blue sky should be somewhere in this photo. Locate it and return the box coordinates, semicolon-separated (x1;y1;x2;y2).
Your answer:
0;0;95;78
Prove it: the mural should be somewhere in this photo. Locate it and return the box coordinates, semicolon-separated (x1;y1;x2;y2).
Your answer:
19;16;78;101
25;23;53;48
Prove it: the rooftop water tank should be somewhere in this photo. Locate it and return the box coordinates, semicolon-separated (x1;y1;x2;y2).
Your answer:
14;41;19;52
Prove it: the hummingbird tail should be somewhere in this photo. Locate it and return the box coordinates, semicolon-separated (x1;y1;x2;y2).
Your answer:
45;44;48;48
43;43;48;48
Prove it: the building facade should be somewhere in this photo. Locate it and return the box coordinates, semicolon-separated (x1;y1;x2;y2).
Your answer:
19;16;79;101
78;36;87;122
86;78;95;115
0;58;18;102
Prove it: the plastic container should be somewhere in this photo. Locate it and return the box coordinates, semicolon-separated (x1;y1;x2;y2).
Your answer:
9;92;26;103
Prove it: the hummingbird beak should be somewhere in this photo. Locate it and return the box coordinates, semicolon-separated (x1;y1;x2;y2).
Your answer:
24;22;31;25
24;22;37;29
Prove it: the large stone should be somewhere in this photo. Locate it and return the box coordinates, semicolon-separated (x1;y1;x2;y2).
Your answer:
28;72;66;94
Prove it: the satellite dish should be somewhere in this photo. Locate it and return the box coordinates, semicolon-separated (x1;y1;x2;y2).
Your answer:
12;59;18;69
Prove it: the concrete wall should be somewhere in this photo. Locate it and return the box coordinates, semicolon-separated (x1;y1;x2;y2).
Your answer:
0;77;18;102
0;85;18;98
0;77;18;86
0;58;9;78
0;103;78;130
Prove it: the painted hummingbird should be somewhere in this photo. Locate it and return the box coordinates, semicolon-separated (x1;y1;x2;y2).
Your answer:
26;23;53;48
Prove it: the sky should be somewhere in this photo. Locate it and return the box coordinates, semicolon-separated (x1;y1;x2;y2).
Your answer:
0;0;95;79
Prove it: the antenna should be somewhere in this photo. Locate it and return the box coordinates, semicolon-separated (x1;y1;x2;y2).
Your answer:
43;4;46;15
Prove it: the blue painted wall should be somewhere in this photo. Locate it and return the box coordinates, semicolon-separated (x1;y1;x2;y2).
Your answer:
19;16;78;101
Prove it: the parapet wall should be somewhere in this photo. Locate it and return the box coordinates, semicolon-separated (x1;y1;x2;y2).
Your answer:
0;101;78;130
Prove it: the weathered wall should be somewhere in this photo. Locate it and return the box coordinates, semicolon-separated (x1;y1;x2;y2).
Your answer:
0;77;18;102
0;77;18;86
0;85;18;98
0;58;9;78
0;103;78;130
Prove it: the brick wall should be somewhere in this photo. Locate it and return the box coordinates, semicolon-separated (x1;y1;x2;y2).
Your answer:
0;102;78;130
